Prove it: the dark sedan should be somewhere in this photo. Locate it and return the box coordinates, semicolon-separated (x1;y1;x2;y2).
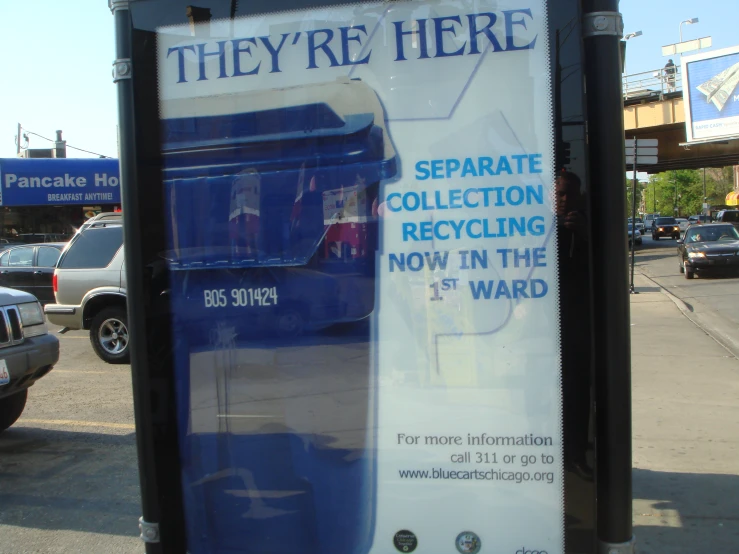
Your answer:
678;224;739;279
0;243;65;304
652;217;680;240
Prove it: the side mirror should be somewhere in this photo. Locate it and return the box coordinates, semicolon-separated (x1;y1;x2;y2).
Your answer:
677;239;684;244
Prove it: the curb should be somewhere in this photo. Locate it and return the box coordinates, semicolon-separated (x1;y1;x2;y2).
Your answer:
636;271;739;360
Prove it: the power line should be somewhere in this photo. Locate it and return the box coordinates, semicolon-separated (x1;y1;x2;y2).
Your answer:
21;128;114;159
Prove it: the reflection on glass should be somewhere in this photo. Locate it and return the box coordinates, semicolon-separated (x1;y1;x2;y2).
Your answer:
161;76;392;553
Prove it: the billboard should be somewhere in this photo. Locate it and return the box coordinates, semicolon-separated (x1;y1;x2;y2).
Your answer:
155;1;562;553
682;45;739;142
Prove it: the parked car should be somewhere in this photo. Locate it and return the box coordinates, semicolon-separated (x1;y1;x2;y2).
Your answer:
44;222;128;364
713;210;739;231
651;217;680;240
78;212;122;232
0;243;65;305
627;224;642;246
15;233;70;244
688;214;711;226
675;218;690;233
0;239;23;253
0;287;59;432
677;224;739;279
628;217;645;235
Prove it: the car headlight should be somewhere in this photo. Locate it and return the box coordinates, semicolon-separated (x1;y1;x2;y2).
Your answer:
658;227;664;231
688;252;706;259
18;302;44;325
18;302;48;337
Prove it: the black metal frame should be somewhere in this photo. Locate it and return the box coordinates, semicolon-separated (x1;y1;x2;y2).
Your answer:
113;1;633;552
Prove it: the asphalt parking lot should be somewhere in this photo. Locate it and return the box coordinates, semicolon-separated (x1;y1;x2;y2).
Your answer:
0;323;140;554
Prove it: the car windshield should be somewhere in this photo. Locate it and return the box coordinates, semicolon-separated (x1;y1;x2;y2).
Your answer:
721;211;739;222
656;218;676;225
685;226;739;243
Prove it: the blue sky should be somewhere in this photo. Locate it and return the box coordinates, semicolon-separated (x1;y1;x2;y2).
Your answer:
0;1;733;159
0;1;117;159
619;0;733;76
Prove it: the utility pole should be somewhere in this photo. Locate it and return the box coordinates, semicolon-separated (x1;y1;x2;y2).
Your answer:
703;168;707;214
16;123;21;157
673;172;678;216
630;138;638;295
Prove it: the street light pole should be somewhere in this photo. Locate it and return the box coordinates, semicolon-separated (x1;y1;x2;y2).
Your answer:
623;31;643;97
679;17;699;43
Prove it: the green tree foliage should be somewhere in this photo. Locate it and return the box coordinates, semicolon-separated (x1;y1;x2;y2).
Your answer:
641;167;736;217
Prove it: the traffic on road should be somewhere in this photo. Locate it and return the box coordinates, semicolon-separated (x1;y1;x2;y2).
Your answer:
632;224;739;331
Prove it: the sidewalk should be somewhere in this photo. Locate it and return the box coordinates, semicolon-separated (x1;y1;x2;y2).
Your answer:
630;273;739;553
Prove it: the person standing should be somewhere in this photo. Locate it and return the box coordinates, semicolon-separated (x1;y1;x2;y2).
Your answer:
664;59;677;92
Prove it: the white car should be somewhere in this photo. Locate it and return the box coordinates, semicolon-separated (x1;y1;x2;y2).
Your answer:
676;218;690;233
628;218;645;235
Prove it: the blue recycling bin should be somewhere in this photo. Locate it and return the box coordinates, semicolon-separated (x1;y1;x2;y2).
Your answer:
161;79;396;554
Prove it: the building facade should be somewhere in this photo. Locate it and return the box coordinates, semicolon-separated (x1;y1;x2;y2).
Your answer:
0;158;121;241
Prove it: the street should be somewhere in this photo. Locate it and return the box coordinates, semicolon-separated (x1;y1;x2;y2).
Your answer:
0;324;140;554
634;233;739;331
633;232;739;356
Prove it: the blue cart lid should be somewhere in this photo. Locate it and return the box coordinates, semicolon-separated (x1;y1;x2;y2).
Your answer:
161;78;397;181
162;79;395;268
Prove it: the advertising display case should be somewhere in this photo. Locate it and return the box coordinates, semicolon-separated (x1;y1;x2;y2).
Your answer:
681;45;739;143
112;0;632;553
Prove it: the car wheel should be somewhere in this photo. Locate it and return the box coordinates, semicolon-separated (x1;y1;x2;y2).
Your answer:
90;307;130;364
0;389;28;433
684;262;694;280
653;234;659;240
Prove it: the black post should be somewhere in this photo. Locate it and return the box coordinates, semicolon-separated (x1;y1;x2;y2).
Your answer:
111;2;162;552
672;171;678;217
630;141;637;294
582;1;634;551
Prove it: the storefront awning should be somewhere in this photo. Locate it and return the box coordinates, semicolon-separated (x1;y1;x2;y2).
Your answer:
726;191;739;206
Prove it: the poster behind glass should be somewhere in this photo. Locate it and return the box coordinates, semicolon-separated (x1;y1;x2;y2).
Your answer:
156;1;562;552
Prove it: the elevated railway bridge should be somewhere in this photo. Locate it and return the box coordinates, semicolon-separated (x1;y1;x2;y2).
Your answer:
622;65;739;174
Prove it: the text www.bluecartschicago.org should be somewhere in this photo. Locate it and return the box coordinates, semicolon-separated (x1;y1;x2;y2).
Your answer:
399;468;555;484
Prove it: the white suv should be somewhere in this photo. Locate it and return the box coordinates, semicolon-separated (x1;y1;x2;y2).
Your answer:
44;218;128;363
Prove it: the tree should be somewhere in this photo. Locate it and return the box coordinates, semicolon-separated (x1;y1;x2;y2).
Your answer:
643;167;736;217
704;167;734;205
